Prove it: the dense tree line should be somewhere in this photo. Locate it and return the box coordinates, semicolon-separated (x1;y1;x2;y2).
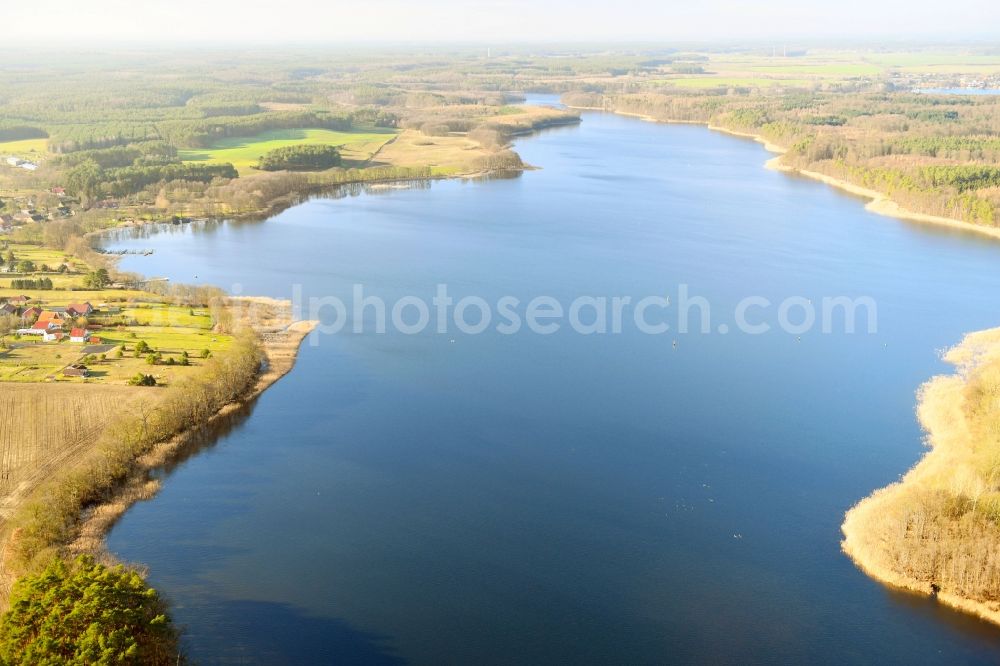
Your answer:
10;278;53;290
48;123;163;153
67;158;237;199
257;144;342;171
54;142;177;169
0;124;47;142
157;109;395;148
0;556;177;664
101;162;237;197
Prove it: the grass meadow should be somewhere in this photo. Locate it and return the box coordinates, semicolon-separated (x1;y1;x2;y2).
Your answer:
179;128;398;174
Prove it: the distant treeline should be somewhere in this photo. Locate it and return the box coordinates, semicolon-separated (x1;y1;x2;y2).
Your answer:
67;158;238;199
564;91;1000;227
257;144;341;171
41;108;397;153
54;142;178;169
103;162;238;197
158;109;397;149
0;124;48;142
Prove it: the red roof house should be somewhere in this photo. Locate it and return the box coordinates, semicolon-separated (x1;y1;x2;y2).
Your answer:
66;302;94;317
20;306;42;322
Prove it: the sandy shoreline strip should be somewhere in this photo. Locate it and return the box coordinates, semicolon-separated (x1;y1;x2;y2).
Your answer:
567;104;1000;243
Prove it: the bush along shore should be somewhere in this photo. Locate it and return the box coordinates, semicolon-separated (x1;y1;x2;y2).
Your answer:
843;328;1000;626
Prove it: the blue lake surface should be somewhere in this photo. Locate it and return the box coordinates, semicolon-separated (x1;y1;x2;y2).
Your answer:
106;97;1000;664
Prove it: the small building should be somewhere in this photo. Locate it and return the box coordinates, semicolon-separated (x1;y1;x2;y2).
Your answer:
5;157;22;167
30;320;58;333
16;325;46;336
43;330;64;342
0;303;16;316
7;295;31;306
62;364;89;378
36;311;66;327
69;328;90;343
20;306;41;322
66;302;93;317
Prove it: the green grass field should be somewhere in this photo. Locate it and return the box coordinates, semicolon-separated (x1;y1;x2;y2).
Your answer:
0;313;233;383
0;138;48;157
119;304;213;328
179;128;398;174
866;53;1000;70
747;63;883;76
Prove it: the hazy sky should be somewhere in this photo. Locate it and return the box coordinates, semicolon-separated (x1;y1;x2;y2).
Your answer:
5;0;998;44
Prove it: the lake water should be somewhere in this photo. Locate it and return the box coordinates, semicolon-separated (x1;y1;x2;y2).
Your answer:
105;97;1000;664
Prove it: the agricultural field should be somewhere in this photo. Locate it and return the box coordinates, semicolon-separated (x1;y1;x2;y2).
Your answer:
1;296;233;384
658;77;813;88
179;128;399;174
0;139;47;159
746;63;883;76
4;245;79;270
866;52;1000;72
374;130;480;174
0;383;144;499
0;288;150;303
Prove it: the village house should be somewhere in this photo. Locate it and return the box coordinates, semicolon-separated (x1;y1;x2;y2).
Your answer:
69;328;90;343
62;364;89;378
0;303;16;316
20;306;42;322
43;329;64;342
36;311;67;327
66;302;93;317
17;320;55;336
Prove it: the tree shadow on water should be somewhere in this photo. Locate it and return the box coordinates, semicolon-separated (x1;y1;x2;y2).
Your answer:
182;598;406;665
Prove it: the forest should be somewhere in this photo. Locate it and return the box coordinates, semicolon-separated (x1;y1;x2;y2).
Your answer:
257;144;342;171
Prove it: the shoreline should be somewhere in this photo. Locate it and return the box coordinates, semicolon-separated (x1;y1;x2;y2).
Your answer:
566;104;1000;243
68;298;318;562
571;101;1000;628
842;327;1000;628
